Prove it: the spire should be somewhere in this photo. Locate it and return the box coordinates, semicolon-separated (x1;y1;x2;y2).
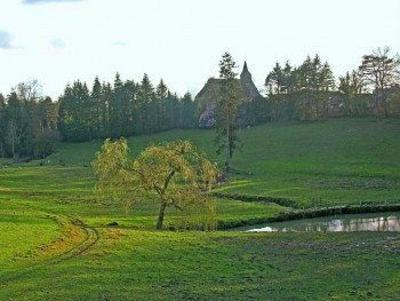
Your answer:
242;61;249;74
240;61;261;100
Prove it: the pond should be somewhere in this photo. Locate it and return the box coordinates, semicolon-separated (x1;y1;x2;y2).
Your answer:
241;211;400;233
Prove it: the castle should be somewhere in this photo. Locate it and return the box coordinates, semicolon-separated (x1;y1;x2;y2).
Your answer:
196;62;264;128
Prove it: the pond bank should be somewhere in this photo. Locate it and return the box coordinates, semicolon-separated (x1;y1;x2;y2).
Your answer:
217;202;400;230
242;211;400;232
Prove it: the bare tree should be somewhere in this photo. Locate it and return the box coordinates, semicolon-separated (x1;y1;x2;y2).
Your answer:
14;79;42;103
359;47;400;116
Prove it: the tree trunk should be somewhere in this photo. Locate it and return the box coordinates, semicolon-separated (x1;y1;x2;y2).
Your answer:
11;139;16;160
156;201;168;230
225;114;230;172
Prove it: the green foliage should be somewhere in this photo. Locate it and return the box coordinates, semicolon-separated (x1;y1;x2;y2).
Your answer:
338;70;370;116
0;81;58;160
58;74;198;143
92;139;218;230
338;70;365;96
265;54;336;121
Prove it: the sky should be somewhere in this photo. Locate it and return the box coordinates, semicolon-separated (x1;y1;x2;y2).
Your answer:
1;0;399;99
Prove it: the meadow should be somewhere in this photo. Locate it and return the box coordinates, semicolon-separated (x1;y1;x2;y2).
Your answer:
1;118;400;300
47;118;400;206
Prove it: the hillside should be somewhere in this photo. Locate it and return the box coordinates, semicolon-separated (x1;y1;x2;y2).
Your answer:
46;118;400;206
1;118;400;300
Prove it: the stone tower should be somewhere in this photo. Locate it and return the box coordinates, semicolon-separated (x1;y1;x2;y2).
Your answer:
240;61;262;101
196;61;264;128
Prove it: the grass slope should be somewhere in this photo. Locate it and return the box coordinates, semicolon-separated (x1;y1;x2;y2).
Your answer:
45;118;400;206
1;118;400;300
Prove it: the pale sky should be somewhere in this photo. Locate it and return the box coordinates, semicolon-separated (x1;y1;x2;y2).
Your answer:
1;0;399;98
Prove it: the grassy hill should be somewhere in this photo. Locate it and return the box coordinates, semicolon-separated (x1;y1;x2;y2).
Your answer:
46;118;400;206
1;118;400;300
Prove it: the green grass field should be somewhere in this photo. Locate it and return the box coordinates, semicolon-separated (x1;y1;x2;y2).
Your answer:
45;118;400;206
1;118;400;300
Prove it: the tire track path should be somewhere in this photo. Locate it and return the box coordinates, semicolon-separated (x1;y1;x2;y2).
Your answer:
0;210;99;284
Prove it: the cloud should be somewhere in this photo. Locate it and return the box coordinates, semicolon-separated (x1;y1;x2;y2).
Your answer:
23;0;84;4
50;38;66;49
0;31;14;49
113;41;129;47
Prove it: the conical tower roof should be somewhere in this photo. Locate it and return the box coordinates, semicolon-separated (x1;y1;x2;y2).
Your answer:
242;61;249;74
240;61;261;100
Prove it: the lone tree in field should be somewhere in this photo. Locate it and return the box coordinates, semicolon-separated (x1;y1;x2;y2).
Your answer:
216;52;241;172
359;47;400;116
92;138;218;230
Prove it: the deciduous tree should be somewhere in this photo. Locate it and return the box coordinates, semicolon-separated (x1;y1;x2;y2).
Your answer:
359;47;400;116
92;139;218;230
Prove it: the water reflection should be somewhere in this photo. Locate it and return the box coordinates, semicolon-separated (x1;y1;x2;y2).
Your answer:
246;212;400;233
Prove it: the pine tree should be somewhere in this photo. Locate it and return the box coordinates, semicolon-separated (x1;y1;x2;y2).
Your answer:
109;73;130;138
216;52;241;172
123;80;137;137
180;92;195;128
102;82;113;137
156;79;168;131
137;74;154;134
91;77;103;138
0;94;6;156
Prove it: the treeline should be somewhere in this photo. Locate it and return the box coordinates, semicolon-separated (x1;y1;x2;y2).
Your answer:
0;74;198;160
264;47;400;121
0;47;399;160
58;74;197;142
265;54;335;121
0;81;58;160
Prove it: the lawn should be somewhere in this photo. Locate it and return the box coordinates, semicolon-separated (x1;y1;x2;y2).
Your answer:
1;118;400;300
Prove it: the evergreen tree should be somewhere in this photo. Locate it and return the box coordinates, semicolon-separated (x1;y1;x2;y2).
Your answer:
265;55;336;121
339;71;368;116
0;94;6;156
102;82;113;137
124;80;137;137
90;77;103;139
109;73;131;138
156;79;168;131
58;81;90;142
216;52;241;172
180;92;196;128
32;96;58;158
137;74;154;134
